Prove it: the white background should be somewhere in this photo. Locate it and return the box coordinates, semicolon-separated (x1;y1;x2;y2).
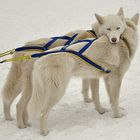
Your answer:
0;0;140;140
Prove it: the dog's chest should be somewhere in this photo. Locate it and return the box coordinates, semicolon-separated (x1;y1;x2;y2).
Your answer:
83;44;120;68
104;46;120;67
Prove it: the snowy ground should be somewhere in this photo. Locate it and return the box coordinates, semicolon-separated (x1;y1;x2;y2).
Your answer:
0;0;140;140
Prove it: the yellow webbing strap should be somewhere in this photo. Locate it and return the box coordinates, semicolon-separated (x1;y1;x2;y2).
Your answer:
0;49;15;57
0;55;32;63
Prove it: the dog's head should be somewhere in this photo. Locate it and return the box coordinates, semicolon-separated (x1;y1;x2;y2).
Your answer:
93;8;127;44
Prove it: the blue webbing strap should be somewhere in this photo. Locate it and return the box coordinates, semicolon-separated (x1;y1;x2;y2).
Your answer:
15;46;45;52
61;39;97;54
64;33;78;46
31;49;111;73
78;39;96;54
43;38;58;50
14;34;79;52
43;34;78;50
63;50;111;73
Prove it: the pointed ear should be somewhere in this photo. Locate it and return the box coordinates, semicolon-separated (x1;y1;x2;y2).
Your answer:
131;13;139;25
95;13;104;24
117;7;124;20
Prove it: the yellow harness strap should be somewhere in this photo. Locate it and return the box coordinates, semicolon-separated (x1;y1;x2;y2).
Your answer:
0;49;15;57
0;55;32;63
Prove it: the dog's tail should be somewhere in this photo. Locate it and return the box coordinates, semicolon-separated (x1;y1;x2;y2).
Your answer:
2;53;22;109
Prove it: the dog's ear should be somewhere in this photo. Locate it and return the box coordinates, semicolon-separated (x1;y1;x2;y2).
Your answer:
95;13;104;24
117;7;124;20
131;13;139;25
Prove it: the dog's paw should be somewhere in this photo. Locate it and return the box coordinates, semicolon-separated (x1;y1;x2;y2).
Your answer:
18;123;27;129
40;130;49;136
119;106;125;111
5;117;14;121
113;111;126;118
96;107;108;114
25;123;31;127
84;98;93;103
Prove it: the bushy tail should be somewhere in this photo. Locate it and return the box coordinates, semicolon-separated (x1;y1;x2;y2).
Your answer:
2;59;21;105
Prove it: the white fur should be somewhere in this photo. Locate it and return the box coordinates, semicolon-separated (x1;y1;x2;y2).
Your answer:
28;15;139;135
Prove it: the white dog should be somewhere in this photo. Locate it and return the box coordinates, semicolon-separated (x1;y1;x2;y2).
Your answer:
2;30;96;123
82;10;139;116
81;7;127;109
28;13;139;135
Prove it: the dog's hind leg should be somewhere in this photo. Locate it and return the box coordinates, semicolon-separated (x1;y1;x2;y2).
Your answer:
90;79;108;114
40;75;71;136
2;62;21;120
40;68;72;135
81;79;92;102
28;57;73;136
16;67;33;129
104;75;125;118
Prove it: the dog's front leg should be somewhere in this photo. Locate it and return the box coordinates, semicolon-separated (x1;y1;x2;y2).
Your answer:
90;79;108;114
104;75;125;118
81;79;92;102
40;111;49;136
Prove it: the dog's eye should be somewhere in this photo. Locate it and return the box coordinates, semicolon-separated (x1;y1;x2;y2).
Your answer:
116;27;120;30
107;28;111;31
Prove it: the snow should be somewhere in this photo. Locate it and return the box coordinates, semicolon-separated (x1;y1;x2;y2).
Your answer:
0;0;140;139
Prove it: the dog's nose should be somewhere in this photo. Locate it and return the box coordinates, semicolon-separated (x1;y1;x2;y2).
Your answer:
111;38;117;43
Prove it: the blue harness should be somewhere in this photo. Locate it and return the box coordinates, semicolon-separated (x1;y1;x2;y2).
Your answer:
15;33;79;52
5;30;110;73
31;39;111;73
15;30;96;52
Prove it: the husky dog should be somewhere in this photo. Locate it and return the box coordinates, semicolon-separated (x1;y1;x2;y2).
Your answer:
81;7;127;107
1;30;96;127
1;8;125;129
27;14;139;135
82;9;139;117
